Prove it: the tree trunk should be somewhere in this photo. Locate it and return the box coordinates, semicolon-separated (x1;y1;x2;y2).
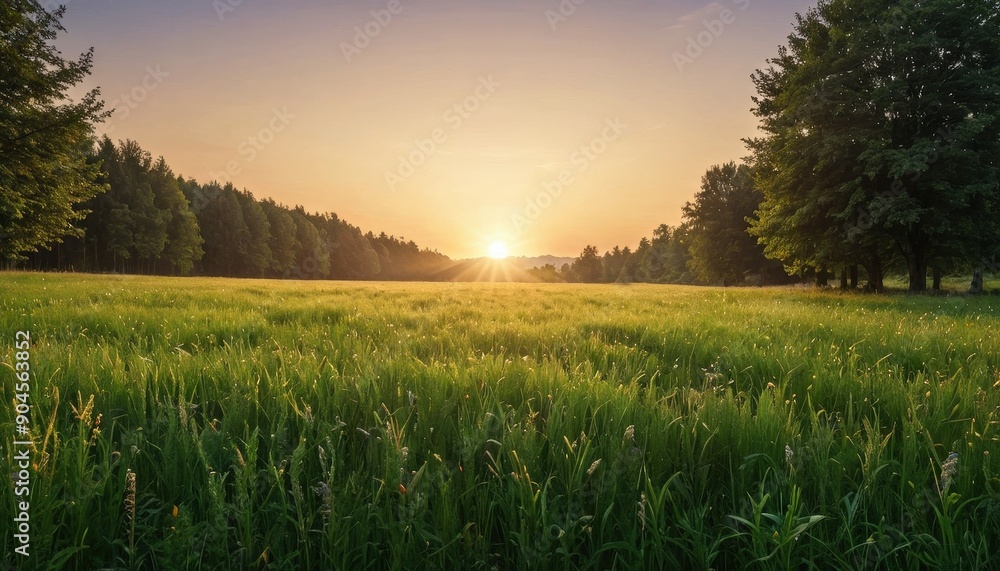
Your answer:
970;268;984;294
932;267;942;291
816;268;828;287
840;266;848;289
906;253;927;291
850;264;859;289
866;250;884;292
905;235;928;292
92;236;100;272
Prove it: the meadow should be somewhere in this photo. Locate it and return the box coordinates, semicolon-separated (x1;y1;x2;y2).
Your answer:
2;272;1000;570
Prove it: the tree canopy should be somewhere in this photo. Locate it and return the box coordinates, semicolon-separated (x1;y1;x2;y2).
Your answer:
8;1;999;292
25;138;449;280
747;0;1000;291
683;163;785;285
0;2;108;263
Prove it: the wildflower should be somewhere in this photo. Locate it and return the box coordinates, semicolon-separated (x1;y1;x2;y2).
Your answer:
939;452;959;492
172;505;179;518
623;425;635;445
587;459;601;476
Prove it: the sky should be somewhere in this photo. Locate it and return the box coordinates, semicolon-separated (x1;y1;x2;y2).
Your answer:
58;0;816;259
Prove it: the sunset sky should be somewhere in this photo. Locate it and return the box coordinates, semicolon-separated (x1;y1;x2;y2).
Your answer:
59;0;815;259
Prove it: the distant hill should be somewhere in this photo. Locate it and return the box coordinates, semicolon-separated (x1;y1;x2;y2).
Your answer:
511;255;576;270
456;255;575;270
426;258;541;282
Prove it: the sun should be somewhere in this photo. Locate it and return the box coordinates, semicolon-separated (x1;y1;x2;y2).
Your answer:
488;240;509;259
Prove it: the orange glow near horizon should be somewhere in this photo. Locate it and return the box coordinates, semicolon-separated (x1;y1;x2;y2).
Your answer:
59;0;815;259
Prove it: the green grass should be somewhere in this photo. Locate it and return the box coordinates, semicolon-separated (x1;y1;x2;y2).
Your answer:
2;272;1000;569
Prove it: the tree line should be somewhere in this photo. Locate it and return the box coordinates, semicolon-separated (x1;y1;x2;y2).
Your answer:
543;0;1000;291
530;162;793;286
1;3;446;281
4;1;999;291
22;138;450;280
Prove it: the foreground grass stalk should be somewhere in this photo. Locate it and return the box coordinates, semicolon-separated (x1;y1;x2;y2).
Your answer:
1;273;998;569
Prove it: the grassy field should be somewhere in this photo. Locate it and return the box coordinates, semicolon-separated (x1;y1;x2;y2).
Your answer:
2;272;1000;570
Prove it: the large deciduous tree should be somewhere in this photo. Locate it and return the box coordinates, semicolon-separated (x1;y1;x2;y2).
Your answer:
684;163;785;285
747;0;1000;291
0;2;108;264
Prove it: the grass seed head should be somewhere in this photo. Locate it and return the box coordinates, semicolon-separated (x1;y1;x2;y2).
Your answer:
587;459;601;476
637;492;647;532
124;469;137;548
939;452;959;492
623;425;635;445
124;469;136;520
